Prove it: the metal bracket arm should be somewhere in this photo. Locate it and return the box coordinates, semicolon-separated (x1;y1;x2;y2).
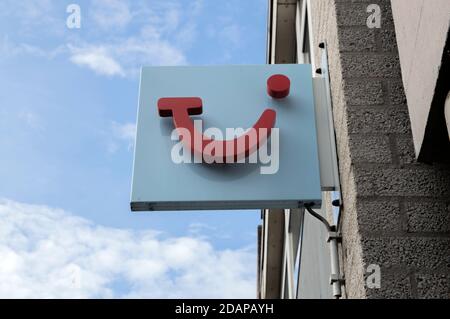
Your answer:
304;203;345;299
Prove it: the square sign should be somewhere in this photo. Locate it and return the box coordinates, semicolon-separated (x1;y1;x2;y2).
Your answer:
131;65;321;211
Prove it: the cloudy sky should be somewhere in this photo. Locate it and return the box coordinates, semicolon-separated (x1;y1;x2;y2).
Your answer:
0;0;267;298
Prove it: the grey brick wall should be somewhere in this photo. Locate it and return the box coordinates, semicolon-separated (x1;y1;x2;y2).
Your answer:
309;0;450;298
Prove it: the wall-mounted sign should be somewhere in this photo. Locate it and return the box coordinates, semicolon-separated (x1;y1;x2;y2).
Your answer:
131;65;321;211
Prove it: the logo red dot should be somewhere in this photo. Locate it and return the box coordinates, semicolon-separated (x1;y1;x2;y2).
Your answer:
267;74;290;99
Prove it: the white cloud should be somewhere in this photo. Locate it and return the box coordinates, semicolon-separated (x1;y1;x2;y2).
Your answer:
220;24;241;47
69;46;125;77
0;0;58;32
91;0;133;30
66;35;187;77
114;37;187;70
18;111;45;130
79;0;193;75
15;0;53;20
2;1;193;78
112;121;136;150
0;199;256;298
0;36;65;59
66;12;189;77
188;223;216;237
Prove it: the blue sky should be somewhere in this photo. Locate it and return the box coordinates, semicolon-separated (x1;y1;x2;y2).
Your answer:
0;0;267;298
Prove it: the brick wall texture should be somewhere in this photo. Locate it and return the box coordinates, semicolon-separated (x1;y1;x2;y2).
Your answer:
309;0;450;298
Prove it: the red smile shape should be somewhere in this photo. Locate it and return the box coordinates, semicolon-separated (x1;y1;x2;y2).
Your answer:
158;74;290;163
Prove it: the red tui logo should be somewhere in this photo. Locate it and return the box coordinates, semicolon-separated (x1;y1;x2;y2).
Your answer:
157;74;290;163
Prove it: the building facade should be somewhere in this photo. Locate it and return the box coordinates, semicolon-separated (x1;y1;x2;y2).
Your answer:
391;0;450;163
258;0;450;299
